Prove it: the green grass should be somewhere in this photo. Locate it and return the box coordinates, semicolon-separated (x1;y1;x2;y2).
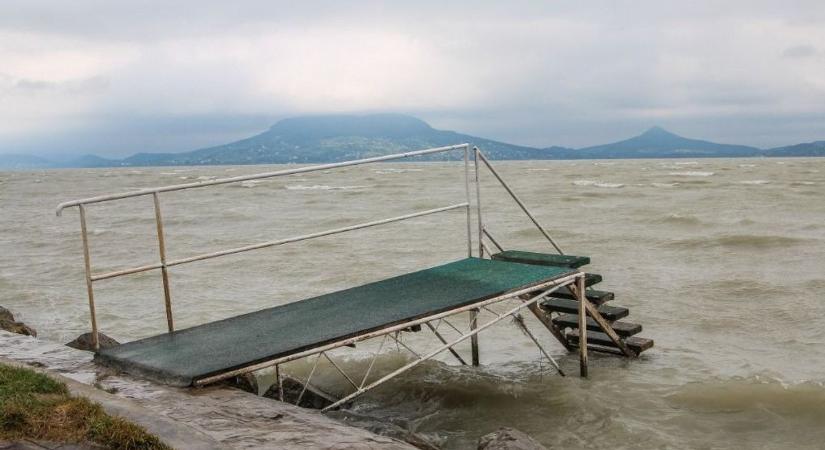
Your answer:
0;363;171;450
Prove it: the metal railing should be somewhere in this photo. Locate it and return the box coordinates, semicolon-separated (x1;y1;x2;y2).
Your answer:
56;143;563;351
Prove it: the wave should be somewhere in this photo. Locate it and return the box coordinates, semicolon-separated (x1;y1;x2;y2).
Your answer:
285;184;371;191
373;168;423;174
667;234;812;250
668;171;715;177
667;377;825;420
654;213;702;226
738;180;771;185
572;179;624;188
650;182;680;188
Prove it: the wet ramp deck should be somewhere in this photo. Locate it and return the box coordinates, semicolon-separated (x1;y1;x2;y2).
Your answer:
96;257;574;386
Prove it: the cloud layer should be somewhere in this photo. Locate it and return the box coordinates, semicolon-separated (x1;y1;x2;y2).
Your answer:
1;1;824;156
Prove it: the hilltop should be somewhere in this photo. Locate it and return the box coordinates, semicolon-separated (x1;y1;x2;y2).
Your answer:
119;114;544;166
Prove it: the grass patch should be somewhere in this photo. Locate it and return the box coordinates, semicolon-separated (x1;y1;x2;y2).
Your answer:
0;363;171;450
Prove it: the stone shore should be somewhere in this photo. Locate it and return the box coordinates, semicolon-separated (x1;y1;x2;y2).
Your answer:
0;330;414;450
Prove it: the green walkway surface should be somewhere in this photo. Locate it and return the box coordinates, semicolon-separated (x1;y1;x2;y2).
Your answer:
96;257;575;386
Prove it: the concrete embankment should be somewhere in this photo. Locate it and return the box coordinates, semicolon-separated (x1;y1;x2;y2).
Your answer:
0;330;414;450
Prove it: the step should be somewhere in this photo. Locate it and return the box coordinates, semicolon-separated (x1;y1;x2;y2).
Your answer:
552;314;641;337
567;330;654;354
491;250;590;269
584;273;602;287
540;298;629;321
551;288;614;305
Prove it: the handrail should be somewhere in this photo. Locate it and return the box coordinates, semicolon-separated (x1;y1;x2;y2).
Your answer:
90;202;469;281
56;143;469;216
474;148;565;254
56;143;474;351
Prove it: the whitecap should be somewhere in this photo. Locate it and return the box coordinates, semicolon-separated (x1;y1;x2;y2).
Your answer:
572;180;597;186
572;179;623;188
669;171;715;177
373;168;424;174
739;180;771;185
674;161;699;165
738;164;756;168
285;184;370;191
651;182;680;187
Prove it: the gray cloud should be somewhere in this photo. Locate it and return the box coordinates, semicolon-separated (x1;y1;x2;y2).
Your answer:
1;0;824;155
782;45;818;59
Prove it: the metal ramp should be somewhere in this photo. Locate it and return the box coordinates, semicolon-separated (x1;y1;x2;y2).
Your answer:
96;258;575;387
56;143;650;410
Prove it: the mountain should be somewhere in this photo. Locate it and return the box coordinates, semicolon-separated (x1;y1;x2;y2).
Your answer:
0;153;54;169
3;116;824;169
765;140;825;157
544;126;761;159
119;114;547;166
64;154;119;168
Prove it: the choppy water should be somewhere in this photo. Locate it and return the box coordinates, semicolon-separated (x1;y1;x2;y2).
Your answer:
1;158;824;449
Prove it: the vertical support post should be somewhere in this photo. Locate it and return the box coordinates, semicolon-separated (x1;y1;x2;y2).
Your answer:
474;147;483;258
275;364;284;401
470;308;480;366
463;145;473;257
577;274;588;377
152;193;174;333
78;204;100;352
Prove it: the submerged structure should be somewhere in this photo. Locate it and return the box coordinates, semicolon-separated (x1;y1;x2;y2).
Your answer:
56;144;652;410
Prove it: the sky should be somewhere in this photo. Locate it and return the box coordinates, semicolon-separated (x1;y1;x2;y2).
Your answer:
1;1;824;157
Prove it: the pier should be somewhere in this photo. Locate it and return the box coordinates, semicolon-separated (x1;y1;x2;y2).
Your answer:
56;144;652;410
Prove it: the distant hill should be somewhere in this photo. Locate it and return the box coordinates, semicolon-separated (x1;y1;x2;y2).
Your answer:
544;126;761;159
3;115;825;169
120;114;547;166
0;154;54;170
765;140;825;157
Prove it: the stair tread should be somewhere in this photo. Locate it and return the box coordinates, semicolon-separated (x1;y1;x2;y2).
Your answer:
552;314;642;337
584;273;602;286
551;289;614;305
491;250;590;269
567;330;654;354
540;298;629;321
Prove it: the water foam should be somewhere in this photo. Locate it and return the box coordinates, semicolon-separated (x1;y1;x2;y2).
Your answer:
572;180;624;188
738;180;771;185
285;184;371;191
668;171;715;177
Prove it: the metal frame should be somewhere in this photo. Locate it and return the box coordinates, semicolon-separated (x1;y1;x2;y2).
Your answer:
57;143;594;409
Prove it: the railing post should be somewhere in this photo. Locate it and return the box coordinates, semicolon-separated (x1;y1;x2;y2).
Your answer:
474;147;484;258
463;145;473;257
78;204;100;352
152;193;174;333
577;274;588;377
470;308;480;366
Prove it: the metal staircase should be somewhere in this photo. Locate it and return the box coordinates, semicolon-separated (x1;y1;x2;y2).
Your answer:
491;249;654;357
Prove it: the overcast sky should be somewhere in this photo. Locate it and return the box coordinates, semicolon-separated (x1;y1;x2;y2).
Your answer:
1;1;824;157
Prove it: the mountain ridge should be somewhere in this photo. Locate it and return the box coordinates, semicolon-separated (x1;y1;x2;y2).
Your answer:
1;114;823;168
